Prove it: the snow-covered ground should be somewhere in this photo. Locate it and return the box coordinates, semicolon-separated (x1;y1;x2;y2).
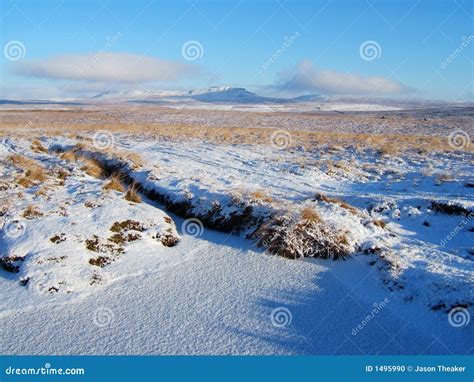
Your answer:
0;132;472;355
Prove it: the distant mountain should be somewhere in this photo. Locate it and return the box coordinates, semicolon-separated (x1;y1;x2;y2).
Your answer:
184;87;284;104
91;86;319;104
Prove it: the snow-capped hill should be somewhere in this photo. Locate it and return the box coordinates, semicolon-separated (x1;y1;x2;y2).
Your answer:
185;86;240;96
91;86;289;104
187;87;274;103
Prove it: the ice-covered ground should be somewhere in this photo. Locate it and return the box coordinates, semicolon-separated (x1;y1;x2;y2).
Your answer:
0;133;472;355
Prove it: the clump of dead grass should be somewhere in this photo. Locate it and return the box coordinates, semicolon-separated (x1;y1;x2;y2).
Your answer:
300;206;322;223
8;154;35;168
60;150;78;162
371;220;387;229
249;189;273;203
377;142;400;156
81;158;104;178
9;154;47;187
124;183;141;203
31;139;48;153
115;151;144;169
23;204;43;219
254;215;351;259
103;173;125;193
314;193;359;214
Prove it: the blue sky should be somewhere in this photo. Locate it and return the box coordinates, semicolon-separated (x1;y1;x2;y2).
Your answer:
1;0;473;100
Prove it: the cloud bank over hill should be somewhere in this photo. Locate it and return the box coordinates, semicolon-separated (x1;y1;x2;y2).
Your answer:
273;60;410;96
12;52;200;83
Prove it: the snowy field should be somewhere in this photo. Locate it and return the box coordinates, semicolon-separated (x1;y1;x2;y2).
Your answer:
0;108;473;355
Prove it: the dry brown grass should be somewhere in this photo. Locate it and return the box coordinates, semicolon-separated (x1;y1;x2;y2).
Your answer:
249;190;273;203
8;154;35;168
255;215;350;259
56;168;69;180
115;151;144;168
300;206;322;223
378;142;400;156
31;139;48;153
9;154;47;187
314;193;359;214
124;183;141;203
25;166;47;182
60;150;78;162
16;177;33;188
103;174;125;193
23;204;43;219
81;158;104;178
0;106;466;154
372;220;387;229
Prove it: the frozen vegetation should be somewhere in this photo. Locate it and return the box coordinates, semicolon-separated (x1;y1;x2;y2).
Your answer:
0;105;472;354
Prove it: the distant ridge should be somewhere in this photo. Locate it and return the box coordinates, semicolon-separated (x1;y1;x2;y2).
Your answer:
91;86;322;104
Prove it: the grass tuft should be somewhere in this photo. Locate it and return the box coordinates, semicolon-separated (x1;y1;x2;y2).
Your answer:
300;206;322;223
31;139;48;153
124;183;141;203
81;158;104;179
103;174;125;193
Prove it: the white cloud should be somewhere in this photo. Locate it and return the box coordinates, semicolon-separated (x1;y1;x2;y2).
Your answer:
275;60;410;95
12;52;199;83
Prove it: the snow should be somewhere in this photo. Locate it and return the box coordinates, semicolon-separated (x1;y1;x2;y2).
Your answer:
0;139;179;304
0;133;472;355
84;87;406;112
1;223;472;355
